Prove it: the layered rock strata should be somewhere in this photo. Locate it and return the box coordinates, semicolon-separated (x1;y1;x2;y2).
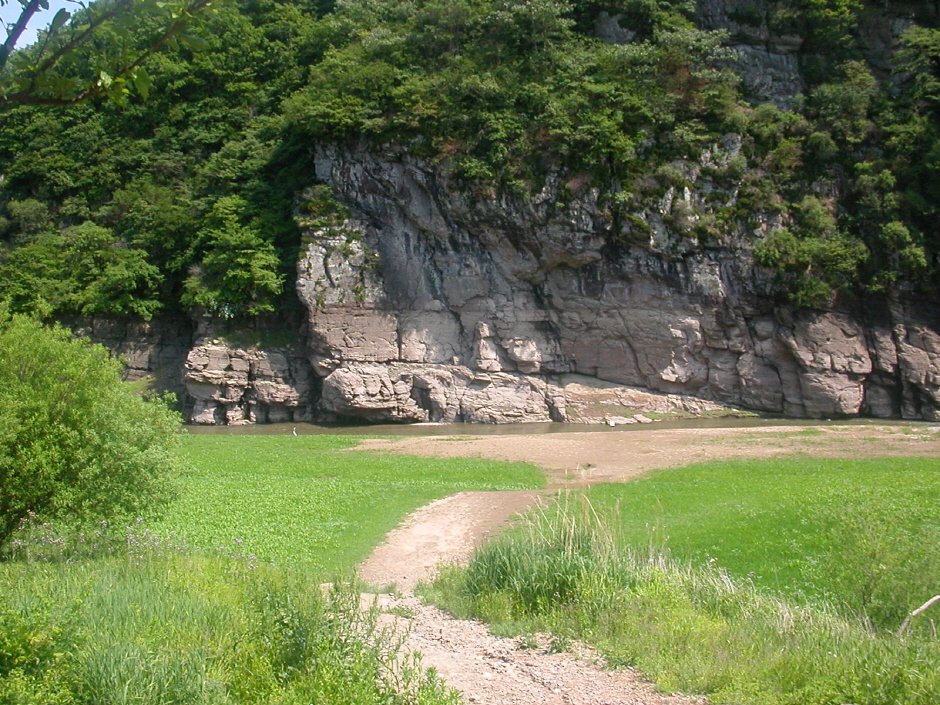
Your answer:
81;139;940;426
74;317;193;402
293;145;940;424
183;341;313;425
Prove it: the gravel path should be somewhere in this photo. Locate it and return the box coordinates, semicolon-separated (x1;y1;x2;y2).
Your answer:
371;594;703;705
356;423;940;705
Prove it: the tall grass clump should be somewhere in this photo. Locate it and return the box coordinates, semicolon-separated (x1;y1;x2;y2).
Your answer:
427;494;940;705
0;549;459;705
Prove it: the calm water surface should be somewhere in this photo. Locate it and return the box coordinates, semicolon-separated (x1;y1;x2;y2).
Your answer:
185;416;927;437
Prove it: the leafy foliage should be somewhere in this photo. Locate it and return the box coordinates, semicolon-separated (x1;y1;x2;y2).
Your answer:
0;554;461;704
181;196;283;317
0;0;217;105
0;314;183;548
0;221;162;318
0;0;939;314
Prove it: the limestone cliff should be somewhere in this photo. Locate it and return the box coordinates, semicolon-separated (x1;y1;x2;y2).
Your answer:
289;144;940;424
84;1;940;425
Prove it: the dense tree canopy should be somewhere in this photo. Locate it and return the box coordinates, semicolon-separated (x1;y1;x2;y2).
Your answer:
0;0;938;313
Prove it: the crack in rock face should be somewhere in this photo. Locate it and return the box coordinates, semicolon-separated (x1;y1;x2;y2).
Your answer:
285;145;940;426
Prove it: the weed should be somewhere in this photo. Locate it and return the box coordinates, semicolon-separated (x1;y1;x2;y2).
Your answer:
547;634;572;654
148;434;543;576
517;633;540;650
555;456;940;617
429;458;940;705
431;493;940;705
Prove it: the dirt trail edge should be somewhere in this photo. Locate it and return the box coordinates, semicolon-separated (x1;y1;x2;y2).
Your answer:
359;490;547;592
358;488;701;705
356;425;939;704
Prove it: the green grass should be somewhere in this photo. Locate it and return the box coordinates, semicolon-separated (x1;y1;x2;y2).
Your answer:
426;483;940;705
0;552;460;705
578;456;940;620
1;432;530;704
425;456;940;704
148;434;543;576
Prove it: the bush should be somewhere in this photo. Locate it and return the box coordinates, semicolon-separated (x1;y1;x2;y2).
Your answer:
0;552;461;705
0;315;183;549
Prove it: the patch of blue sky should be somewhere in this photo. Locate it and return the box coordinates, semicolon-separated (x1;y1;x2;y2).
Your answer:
2;0;77;50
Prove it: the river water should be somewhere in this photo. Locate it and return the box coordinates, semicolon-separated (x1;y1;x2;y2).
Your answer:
185;416;924;437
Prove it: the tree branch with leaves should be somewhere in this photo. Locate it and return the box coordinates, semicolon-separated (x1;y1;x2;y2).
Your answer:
0;0;217;105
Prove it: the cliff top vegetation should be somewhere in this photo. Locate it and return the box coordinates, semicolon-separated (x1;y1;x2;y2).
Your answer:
0;0;939;315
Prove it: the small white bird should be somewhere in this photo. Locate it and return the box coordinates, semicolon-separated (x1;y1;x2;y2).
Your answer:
292;427;298;436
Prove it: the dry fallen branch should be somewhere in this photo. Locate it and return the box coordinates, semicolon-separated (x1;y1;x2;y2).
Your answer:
896;594;940;637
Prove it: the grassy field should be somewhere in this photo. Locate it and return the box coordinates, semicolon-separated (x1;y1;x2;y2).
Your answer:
578;456;940;625
7;430;940;705
147;434;543;576
427;455;940;705
1;432;542;705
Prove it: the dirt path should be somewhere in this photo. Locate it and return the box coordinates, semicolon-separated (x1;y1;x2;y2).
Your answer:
356;423;940;705
359;490;547;592
356;423;940;487
371;594;702;705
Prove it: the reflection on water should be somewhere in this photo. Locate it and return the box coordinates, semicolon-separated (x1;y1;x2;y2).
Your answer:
185;416;921;437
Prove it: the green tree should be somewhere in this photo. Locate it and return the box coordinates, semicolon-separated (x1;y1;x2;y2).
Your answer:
897;25;940;118
0;314;183;549
0;0;217;105
808;61;878;145
181;195;283;317
0;221;163;319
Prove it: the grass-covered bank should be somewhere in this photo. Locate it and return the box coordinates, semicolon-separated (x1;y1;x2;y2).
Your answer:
426;457;940;705
568;456;940;627
150;434;544;575
0;551;459;705
2;433;544;704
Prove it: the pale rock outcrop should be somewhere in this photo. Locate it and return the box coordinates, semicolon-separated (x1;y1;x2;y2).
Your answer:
292;143;940;424
184;342;312;424
320;363;567;424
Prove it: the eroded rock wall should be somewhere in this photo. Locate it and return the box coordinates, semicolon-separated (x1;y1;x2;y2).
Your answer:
82;143;940;426
83;2;940;426
296;145;940;423
74;317;194;402
183;340;313;425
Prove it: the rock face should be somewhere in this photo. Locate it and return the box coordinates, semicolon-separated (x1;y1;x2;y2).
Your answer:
183;340;313;425
74;317;193;402
82;2;940;426
77;316;317;425
294;144;940;424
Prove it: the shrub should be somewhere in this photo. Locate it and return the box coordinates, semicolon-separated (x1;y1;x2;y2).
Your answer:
0;315;183;549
